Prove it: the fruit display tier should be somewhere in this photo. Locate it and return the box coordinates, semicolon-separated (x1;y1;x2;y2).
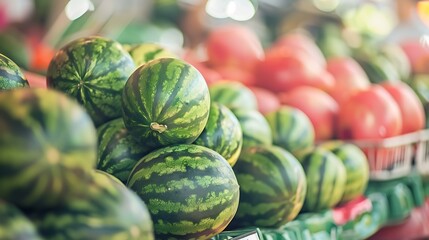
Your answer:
213;171;429;240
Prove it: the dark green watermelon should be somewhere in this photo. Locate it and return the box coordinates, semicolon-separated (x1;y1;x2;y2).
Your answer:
0;53;29;90
194;102;242;167
319;141;370;203
209;81;258;111
232;109;272;147
265;106;315;155
0;88;97;209
127;144;239;240
122;58;210;148
97;118;153;183
46;36;135;126
31;171;155;240
0;200;42;240
126;42;177;67
228;145;307;229
299;147;346;212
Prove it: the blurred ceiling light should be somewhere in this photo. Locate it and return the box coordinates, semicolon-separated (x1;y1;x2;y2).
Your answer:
65;0;94;21
420;35;429;48
313;0;340;12
205;0;257;21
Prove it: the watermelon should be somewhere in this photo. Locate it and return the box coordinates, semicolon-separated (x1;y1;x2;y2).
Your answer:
122;58;210;148
232;109;272;147
209;81;258;111
97;118;153;184
0;88;97;209
31;171;155;240
46;36;135;126
0;200;42;240
127;144;239;240
126;42;177;67
265;106;315;155
194;102;243;167
319;141;370;203
228;145;307;229
298;147;347;212
0;53;29;90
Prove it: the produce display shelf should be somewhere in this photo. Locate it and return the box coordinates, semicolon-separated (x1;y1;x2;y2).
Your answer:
212;171;429;240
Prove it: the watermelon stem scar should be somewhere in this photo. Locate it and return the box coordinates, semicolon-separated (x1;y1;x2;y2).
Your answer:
150;122;168;133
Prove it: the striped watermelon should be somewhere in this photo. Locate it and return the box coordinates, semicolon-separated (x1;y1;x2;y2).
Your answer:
0;88;97;209
232;109;272;147
126;42;177;67
31;171;155;240
0;200;41;240
209;81;258;111
46;36;135;126
194;102;243;166
0;53;29;90
228;145;307;229
97;118;153;183
319;141;369;203
298;147;347;212
265;106;315;155
127;144;239;240
122;58;210;148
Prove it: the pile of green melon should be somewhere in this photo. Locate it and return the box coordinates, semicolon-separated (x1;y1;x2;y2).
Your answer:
0;35;370;240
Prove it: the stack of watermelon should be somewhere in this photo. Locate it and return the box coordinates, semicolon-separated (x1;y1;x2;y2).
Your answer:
2;22;424;239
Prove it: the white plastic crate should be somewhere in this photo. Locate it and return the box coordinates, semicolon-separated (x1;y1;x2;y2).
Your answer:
415;129;429;177
344;131;422;181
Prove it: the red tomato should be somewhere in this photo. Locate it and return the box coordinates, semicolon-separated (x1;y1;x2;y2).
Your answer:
183;50;222;86
400;39;429;74
205;24;264;71
337;85;402;140
380;82;425;134
255;51;334;93
214;66;256;86
272;32;326;68
326;57;371;106
279;86;339;140
248;86;280;115
24;71;46;89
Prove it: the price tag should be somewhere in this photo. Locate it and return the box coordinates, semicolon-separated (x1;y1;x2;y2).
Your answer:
231;230;260;240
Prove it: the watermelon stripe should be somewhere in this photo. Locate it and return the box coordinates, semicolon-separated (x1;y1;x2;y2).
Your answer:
130;71;152;122
154;204;237;239
152;62;167;119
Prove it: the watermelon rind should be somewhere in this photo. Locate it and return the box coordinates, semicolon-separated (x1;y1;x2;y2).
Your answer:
46;36;135;126
229;145;307;229
0;88;97;209
194;102;243;167
122;57;210;148
0;52;29;90
127;144;240;240
31;170;155;240
97;118;153;183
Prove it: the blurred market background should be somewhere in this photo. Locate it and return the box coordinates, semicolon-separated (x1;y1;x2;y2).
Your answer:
1;0;428;71
2;1;429;239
